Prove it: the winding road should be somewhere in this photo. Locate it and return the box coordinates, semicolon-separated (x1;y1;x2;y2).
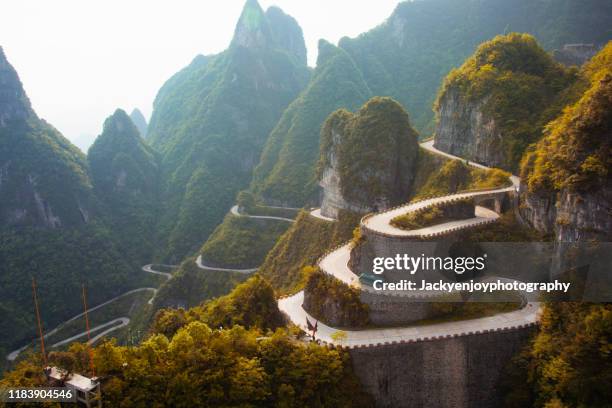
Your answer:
310;208;336;222
195;255;258;274
7;264;174;362
231;205;295;223
193;203;301;273
279;139;540;347
279;292;538;347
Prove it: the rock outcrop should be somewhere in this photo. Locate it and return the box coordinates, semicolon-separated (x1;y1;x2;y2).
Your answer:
433;88;504;168
249;40;371;207
318;97;419;218
553;44;599;67
265;6;307;66
520;45;612;242
433;34;575;171
521;173;612;243
130;108;148;138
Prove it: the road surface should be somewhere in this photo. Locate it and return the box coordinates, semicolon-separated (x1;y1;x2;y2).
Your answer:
195;255;257;274
7;264;174;361
279;139;539;347
231;205;295;223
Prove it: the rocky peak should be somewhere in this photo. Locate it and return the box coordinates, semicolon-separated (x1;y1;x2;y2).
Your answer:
231;0;272;50
0;48;93;229
265;6;307;65
105;109;139;138
0;46;34;126
88;109;157;195
231;0;307;65
316;40;340;67
130;108;148;138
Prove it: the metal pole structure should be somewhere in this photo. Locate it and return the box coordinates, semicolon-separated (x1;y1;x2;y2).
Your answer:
81;284;96;378
31;277;47;367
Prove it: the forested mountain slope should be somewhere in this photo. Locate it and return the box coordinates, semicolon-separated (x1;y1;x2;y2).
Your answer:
248;0;612;208
250;40;372;206
88;109;160;263
146;0;311;261
433;33;577;171
0;48;138;362
339;0;612;133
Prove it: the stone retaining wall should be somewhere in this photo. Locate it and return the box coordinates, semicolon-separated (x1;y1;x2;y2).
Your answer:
348;325;535;408
360;290;439;325
350;232;468;283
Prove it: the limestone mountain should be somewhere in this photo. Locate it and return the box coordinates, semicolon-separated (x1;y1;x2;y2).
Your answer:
337;0;612;133
247;0;612;210
433;33;577;171
129;108;148;138
88;109;160;262
0;47;93;228
0;47;31;126
146;0;310;261
249;40;372;207
0;48;137;361
507;43;612;407
520;41;612;242
317;97;419;218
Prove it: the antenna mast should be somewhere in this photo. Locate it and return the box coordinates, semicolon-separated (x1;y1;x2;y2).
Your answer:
32;277;47;367
81;284;96;378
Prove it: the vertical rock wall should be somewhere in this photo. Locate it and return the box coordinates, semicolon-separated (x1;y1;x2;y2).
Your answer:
433;88;504;168
349;326;535;408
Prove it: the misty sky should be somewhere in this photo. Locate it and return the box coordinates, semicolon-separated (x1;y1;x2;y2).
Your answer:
0;0;400;151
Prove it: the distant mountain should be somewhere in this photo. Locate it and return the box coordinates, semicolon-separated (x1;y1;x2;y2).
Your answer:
88;109;160;262
129;108;148;138
338;0;612;133
147;0;310;261
250;40;372;206
0;47;137;360
0;48;92;229
248;0;612;208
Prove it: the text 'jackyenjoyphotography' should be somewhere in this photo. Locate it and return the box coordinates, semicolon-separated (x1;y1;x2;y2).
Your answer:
371;279;571;294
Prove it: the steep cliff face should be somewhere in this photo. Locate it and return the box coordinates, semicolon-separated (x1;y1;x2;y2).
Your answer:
318;97;419;218
0;47;32;126
433;34;576;171
520;187;612;242
520;43;612;242
434;88;504;167
265;6;307;66
319;113;358;218
0;47;94;229
553;44;599;67
146;0;310;260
